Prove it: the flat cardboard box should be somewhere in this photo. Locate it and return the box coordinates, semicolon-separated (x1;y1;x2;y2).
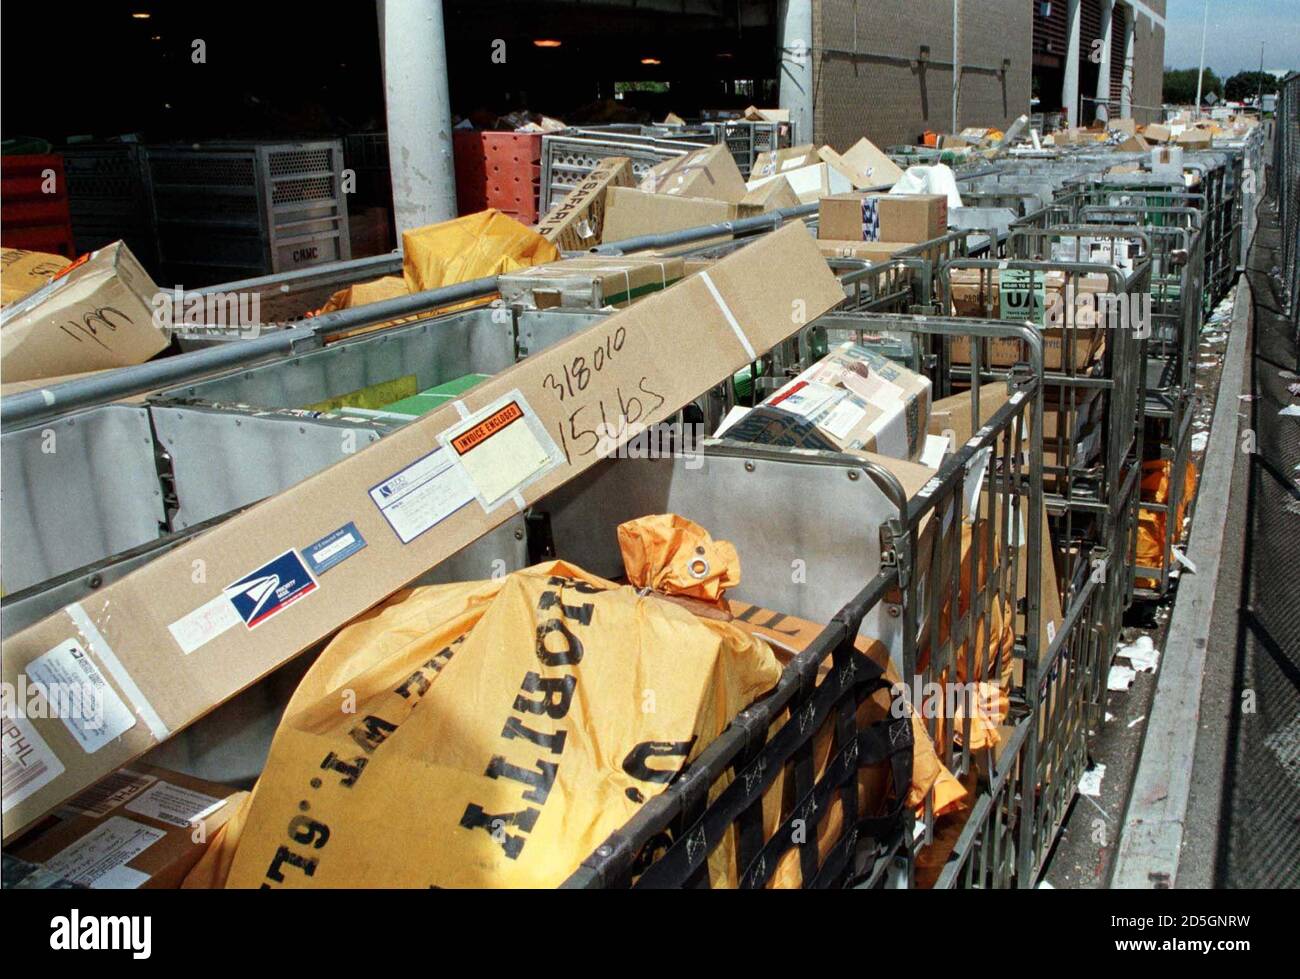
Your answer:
739;175;799;214
639;144;748;204
749;144;821;180
535;156;636;251
816;240;908;263
602;187;738;244
0;222;847;841
2;248;70;307
1142;123;1172;143
819;193;948;244
722;341;932;462
743;106;790;123
747;162;852;204
497;255;685;310
0;241;169;383
11;764;244;889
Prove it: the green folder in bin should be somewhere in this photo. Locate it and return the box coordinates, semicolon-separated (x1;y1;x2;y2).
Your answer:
381;373;492;418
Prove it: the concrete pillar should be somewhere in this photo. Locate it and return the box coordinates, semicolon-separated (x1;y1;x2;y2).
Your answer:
1062;0;1082;128
379;0;457;233
1120;10;1136;118
778;0;814;145
1095;0;1114;121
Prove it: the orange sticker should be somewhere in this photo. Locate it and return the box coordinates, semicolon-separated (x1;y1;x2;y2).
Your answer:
450;401;524;455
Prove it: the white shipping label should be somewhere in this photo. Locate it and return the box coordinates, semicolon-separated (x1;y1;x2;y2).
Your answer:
2;713;65;814
819;396;870;442
776;381;843;421
125;780;225;828
371;447;475;544
43;815;165;889
26;639;135;753
168;593;241;655
439;392;563;511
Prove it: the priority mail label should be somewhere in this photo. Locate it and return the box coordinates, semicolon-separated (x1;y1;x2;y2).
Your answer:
27;638;136;753
224;549;318;629
2;713;65;814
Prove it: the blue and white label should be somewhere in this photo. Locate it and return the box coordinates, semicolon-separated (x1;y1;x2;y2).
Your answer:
370;447;474;544
303;522;367;576
224;549;318;629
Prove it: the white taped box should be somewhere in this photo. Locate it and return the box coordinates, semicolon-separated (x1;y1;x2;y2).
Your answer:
0;222;847;840
721;341;932;462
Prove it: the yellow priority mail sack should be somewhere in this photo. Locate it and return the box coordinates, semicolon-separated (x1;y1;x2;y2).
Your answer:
217;560;782;888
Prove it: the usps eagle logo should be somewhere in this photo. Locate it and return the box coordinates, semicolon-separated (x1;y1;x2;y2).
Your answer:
224;549;318;628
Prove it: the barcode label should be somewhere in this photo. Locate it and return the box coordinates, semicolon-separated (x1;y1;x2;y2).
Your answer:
125;780;225;828
61;769;158;819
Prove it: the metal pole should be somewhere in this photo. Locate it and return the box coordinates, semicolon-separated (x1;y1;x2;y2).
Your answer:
379;0;457;232
951;0;960;134
1194;0;1210;118
778;0;815;145
1257;43;1265;113
1063;0;1082;128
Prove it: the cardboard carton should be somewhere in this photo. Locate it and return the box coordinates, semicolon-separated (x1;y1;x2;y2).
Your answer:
747;162;852;204
1142;123;1172;143
535;157;636;251
946;268;1110;371
0;242;169;383
497;255;685;310
1108;118;1138;136
1175;128;1213;149
821;139;904;189
749;144;821;180
639;144;748;204
1;248;69;307
739;175;799;214
743;106;790;123
721;341;932;462
11;764;244;889
1116;132;1150;153
0;222;847;841
819;193;948;244
601;187;737;244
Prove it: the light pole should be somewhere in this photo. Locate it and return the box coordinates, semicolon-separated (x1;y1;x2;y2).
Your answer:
1194;0;1210;117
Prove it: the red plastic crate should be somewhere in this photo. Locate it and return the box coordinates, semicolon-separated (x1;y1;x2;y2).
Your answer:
452;131;541;224
1;154;76;257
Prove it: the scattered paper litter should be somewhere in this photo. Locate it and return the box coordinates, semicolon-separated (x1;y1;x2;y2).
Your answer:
1038;880;1055;889
1105;711;1116;723
1118;635;1160;672
1191;432;1209;452
1079;763;1106;798
1128;715;1146;729
1108;664;1137;691
1171;547;1197;575
1280;405;1300;418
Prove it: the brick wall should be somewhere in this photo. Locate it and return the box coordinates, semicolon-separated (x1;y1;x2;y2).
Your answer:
811;0;1033;150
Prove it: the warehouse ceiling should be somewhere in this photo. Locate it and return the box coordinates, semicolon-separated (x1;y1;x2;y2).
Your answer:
1;0;781;144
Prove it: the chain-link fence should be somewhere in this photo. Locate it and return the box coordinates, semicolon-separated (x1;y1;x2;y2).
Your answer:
1275;72;1300;329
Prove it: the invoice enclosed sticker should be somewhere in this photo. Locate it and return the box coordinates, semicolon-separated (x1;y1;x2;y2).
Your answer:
438;391;563;511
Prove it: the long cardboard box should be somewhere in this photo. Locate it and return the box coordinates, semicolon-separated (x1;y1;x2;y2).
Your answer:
822;138;904;189
534;157;636;251
0;242;169;383
601;187;737;244
749;144;821;180
0;223;847;840
747;162;852;204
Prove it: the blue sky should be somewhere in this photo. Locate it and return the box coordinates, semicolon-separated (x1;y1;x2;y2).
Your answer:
1163;0;1300;76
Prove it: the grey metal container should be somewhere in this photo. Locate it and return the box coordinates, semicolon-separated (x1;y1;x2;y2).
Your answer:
61;141;158;268
146;139;351;287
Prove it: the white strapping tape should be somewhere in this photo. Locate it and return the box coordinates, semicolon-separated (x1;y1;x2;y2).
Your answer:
699;271;756;361
451;400;470;420
66;603;170;742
